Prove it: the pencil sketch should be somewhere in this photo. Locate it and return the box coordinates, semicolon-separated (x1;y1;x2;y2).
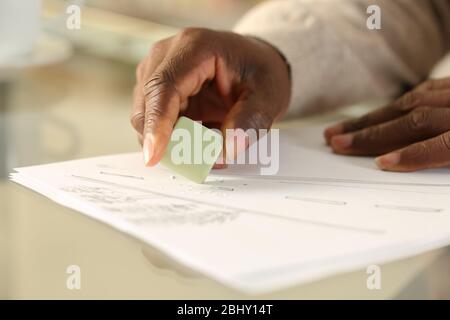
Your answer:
61;184;239;226
285;196;347;206
374;204;443;213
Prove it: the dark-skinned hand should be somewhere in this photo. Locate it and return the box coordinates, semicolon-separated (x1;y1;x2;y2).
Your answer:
131;28;291;167
325;78;450;172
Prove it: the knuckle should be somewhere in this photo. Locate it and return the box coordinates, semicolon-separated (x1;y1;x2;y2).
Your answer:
165;56;181;79
343;113;373;132
177;28;213;48
130;112;144;130
440;133;450;151
144;106;166;128
178;27;204;41
408;107;432;132
404;141;432;165
352;114;372;130
422;79;436;91
148;40;165;56
143;70;175;97
398;91;421;109
143;68;180;115
359;125;382;143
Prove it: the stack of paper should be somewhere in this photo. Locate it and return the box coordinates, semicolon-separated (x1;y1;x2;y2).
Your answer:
10;125;450;294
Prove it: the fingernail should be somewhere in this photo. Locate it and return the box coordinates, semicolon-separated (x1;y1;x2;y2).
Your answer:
214;150;226;166
324;124;343;142
213;163;227;169
331;134;353;149
375;152;400;170
143;134;154;165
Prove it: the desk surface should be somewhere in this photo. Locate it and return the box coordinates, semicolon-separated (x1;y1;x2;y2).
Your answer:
0;53;448;299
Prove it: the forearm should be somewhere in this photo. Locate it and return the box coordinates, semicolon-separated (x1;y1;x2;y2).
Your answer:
234;0;450;118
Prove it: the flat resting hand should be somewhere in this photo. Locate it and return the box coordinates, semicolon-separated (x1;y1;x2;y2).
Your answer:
130;28;291;167
325;78;450;172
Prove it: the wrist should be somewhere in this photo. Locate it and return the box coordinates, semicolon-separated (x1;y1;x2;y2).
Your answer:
247;36;292;119
248;36;292;82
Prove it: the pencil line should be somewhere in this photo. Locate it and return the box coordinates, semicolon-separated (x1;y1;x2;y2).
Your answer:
218;174;450;188
374;204;443;213
99;171;144;180
286;196;347;206
278;181;450;195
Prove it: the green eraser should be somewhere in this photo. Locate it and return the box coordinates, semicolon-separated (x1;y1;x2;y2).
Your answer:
160;117;223;184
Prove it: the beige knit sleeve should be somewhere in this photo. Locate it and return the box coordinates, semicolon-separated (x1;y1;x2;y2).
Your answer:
234;0;450;118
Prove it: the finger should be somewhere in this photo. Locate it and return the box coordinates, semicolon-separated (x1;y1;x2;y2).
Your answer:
375;131;450;172
324;79;450;143
204;122;227;169
142;47;218;166
221;94;276;161
213;148;227;169
181;86;229;123
331;107;450;156
130;59;149;134
393;89;450;111
213;164;227;169
131;84;146;134
324;105;405;144
415;78;450;92
130;40;170;135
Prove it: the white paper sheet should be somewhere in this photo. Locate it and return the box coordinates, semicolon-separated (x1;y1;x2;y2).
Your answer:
10;125;450;294
219;125;450;187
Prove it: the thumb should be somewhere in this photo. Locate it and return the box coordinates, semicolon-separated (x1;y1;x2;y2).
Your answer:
220;95;276;162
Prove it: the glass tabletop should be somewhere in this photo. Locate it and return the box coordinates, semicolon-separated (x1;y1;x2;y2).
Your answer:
0;52;142;298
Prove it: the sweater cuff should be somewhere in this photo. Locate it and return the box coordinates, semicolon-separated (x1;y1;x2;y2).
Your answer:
233;0;388;118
